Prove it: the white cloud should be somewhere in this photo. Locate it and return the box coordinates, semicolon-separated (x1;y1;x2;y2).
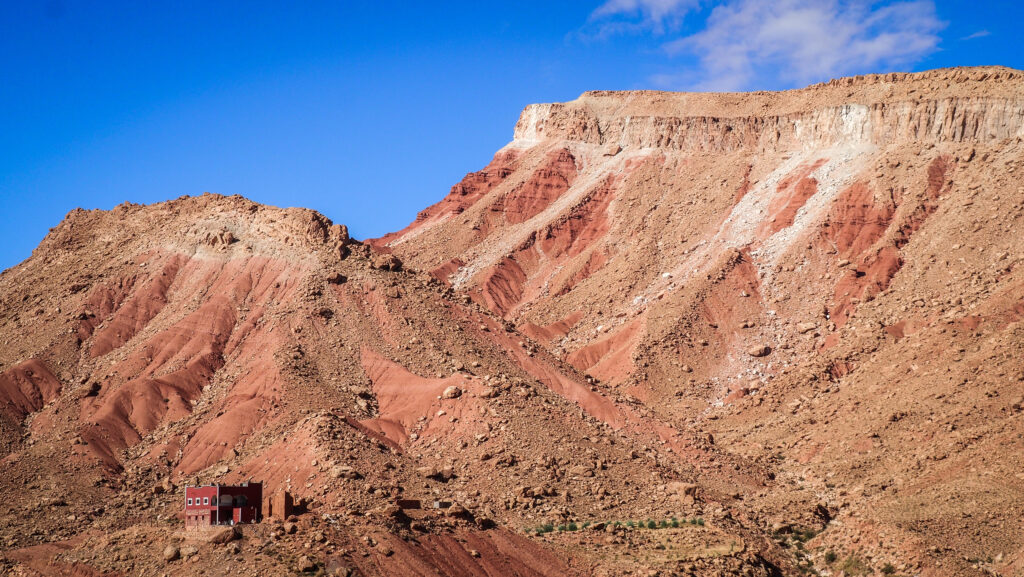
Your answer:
587;0;700;36
664;0;945;91
961;29;990;40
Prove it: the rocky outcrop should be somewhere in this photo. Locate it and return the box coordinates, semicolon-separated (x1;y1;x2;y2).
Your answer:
515;93;1024;152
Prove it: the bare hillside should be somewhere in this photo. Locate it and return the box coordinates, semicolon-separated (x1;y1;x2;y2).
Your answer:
1;66;1023;576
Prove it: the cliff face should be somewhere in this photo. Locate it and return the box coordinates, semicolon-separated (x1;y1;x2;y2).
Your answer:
1;67;1023;577
515;68;1024;150
516;96;1024;151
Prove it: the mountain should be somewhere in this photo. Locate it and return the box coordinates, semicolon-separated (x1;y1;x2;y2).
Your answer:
2;66;1023;576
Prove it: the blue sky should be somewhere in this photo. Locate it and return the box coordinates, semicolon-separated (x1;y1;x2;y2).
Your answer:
0;0;1019;271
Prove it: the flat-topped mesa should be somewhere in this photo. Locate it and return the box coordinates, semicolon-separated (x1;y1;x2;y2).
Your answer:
513;66;1024;152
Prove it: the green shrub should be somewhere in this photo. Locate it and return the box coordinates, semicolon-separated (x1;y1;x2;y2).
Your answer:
696;518;705;526
840;555;870;576
568;522;578;531
647;520;657;529
671;519;679;528
881;563;896;575
824;551;837;564
659;520;668;528
533;523;556;535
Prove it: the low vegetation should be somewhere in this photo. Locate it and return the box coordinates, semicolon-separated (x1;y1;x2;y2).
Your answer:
529;517;704;536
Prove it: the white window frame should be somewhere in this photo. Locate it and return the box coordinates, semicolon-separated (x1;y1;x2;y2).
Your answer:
187;498;193;506
203;497;209;505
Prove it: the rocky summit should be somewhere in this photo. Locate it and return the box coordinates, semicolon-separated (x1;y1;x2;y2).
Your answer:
1;66;1023;576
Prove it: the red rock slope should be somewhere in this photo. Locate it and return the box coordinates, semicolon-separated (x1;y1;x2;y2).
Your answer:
0;194;781;576
1;66;1023;577
376;66;1024;576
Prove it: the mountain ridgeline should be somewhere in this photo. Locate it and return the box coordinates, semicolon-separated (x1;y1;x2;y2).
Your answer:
1;66;1023;576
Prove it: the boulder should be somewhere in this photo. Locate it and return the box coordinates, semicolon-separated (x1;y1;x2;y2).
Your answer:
667;481;699;504
446;503;468;517
568;464;595;477
296;555;317;572
163;545;180;562
418;465;454;481
797;322;817;334
747;345;771;357
603;144;623;156
82;381;101;397
371;253;402;271
441;386;463;399
180;545;199;559
331;465;361;480
208;526;240;544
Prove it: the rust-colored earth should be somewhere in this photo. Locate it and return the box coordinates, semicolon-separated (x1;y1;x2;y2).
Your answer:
1;66;1024;576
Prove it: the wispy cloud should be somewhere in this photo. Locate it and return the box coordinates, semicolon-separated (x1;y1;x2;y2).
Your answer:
585;0;700;37
586;0;945;91
673;0;944;90
960;29;990;40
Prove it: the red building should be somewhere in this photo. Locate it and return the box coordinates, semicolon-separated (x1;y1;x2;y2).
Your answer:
184;482;262;529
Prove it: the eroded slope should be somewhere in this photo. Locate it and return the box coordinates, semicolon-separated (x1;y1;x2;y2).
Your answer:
376;66;1024;576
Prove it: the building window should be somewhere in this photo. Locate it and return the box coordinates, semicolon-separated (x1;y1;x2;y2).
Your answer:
211;496;217;506
203;497;209;505
187;498;193;506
